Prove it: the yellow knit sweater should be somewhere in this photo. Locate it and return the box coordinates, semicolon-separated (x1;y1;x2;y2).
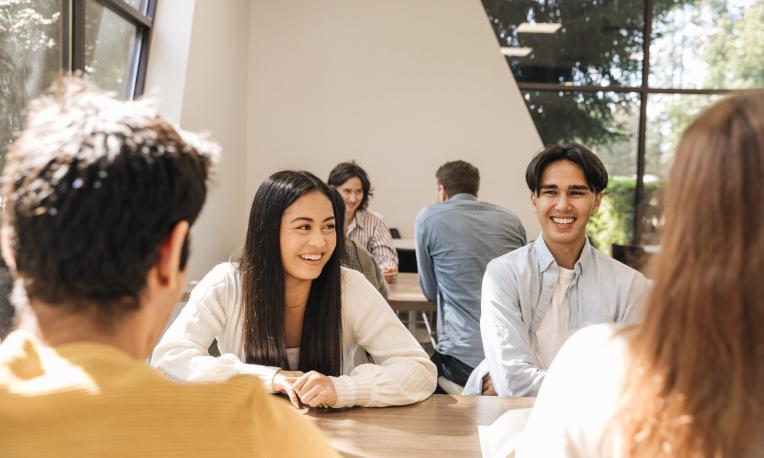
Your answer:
0;331;338;458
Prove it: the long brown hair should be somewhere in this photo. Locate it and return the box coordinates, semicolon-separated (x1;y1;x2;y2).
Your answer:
616;91;764;457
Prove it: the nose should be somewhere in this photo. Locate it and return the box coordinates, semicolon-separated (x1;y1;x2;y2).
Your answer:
347;194;357;204
307;230;327;249
554;194;571;211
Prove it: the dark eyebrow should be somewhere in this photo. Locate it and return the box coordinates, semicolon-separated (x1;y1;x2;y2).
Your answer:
289;217;314;224
539;184;559;190
289;216;336;224
569;185;591;191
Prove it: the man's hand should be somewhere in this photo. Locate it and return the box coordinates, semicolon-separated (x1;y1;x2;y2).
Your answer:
382;265;398;283
482;373;497;396
272;370;305;408
292;371;338;408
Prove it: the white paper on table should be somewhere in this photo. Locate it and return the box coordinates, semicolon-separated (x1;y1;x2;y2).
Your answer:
478;407;532;458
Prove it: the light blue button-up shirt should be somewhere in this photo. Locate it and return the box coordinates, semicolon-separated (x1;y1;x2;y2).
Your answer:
464;235;649;396
415;193;527;368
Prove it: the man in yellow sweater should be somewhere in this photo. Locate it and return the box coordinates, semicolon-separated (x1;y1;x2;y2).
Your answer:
0;77;338;458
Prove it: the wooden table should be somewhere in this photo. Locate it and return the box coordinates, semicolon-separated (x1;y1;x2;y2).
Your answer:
387;272;435;313
307;394;534;457
387;272;436;335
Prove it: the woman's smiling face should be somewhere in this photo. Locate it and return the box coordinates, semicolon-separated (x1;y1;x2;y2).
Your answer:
279;190;337;286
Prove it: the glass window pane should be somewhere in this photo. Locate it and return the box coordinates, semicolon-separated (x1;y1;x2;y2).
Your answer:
85;0;140;99
0;0;62;159
522;90;640;251
122;0;146;13
639;93;724;243
481;0;645;87
650;0;764;89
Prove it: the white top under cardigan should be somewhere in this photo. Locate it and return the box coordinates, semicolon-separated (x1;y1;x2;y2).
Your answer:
151;263;437;408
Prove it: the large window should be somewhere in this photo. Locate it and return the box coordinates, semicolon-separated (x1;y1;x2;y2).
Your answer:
0;0;157;161
0;0;156;337
482;0;763;248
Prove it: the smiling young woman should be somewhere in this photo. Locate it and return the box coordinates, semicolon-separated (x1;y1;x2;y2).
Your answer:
152;171;436;409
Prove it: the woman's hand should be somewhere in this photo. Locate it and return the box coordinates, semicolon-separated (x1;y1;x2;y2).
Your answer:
482;373;497;396
382;265;398;283
292;371;337;408
272;370;305;408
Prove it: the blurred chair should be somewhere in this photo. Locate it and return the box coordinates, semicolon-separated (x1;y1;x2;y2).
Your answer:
389;227;401;239
612;243;654;273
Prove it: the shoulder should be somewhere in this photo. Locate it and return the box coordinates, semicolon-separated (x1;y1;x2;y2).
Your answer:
163;374;330;448
340;266;374;292
415;203;443;224
486;243;535;276
198;262;240;287
540;323;631;409
358;209;385;223
558;324;628;364
587;247;647;284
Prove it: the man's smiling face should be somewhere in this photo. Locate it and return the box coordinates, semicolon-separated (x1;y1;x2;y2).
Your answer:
531;159;602;251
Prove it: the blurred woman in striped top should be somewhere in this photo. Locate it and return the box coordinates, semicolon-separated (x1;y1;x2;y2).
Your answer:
328;161;399;283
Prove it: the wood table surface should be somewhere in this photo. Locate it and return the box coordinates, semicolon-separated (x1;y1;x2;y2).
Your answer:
306;394;534;457
387;272;436;313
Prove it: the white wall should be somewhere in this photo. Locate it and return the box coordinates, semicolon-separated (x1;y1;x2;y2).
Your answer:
247;0;542;238
146;0;249;281
147;0;542;280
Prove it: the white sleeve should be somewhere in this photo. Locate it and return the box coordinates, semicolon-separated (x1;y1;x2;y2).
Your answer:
481;260;546;397
329;270;437;408
150;264;281;391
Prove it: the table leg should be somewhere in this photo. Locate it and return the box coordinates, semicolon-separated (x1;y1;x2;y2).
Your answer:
407;310;416;332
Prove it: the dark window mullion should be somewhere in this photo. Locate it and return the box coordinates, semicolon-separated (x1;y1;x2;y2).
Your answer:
132;0;157;97
71;0;86;72
632;0;654;246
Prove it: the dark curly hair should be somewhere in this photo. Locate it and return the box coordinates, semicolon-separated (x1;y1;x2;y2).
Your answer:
2;76;216;325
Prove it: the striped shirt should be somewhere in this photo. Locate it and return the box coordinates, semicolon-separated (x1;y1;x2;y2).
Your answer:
346;209;398;269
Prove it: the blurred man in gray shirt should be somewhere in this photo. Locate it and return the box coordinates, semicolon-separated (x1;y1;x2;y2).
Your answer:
415;160;526;391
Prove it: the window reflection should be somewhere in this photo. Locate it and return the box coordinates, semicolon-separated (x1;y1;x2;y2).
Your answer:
639;93;723;243
85;0;140;99
651;0;764;89
0;0;62;159
483;0;644;87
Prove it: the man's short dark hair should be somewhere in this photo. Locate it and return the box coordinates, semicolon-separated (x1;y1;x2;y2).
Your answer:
327;161;373;211
435;160;480;197
1;77;216;324
525;143;608;195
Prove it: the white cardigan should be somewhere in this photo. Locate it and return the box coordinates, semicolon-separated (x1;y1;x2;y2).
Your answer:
152;263;436;408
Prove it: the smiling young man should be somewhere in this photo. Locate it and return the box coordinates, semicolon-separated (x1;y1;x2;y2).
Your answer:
463;143;649;397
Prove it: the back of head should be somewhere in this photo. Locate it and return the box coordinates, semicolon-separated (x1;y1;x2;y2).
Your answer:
618;90;764;457
525;142;608;195
241;170;344;375
327;161;373;211
2;77;215;324
435;160;479;197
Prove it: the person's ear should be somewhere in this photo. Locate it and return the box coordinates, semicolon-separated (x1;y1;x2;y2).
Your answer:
155;221;189;289
591;192;603;214
437;185;448;202
530;191;538;213
1;225;16;271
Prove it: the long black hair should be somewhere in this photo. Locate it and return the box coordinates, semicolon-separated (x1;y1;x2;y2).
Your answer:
240;170;344;375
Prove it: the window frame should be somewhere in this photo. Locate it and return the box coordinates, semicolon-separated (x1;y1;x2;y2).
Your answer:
489;0;748;245
63;0;157;98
